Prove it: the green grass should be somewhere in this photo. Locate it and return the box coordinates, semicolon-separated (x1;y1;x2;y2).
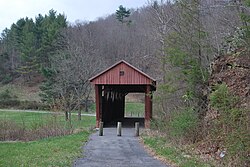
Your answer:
142;136;214;167
0;111;46;125
0;131;90;167
125;102;144;117
0;110;96;166
88;103;96;113
0;111;96;129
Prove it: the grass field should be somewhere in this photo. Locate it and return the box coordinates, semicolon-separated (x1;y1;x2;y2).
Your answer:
0;110;96;129
0;110;96;166
125;102;144;117
0;131;90;167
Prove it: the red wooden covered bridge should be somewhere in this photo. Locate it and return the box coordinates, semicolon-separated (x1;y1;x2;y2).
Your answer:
89;60;156;128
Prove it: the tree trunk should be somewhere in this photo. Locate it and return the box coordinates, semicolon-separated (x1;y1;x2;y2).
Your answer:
78;110;81;121
69;111;73;130
69;111;72;122
65;111;69;121
85;99;88;112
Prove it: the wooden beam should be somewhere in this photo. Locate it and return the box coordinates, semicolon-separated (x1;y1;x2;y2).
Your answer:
95;85;101;128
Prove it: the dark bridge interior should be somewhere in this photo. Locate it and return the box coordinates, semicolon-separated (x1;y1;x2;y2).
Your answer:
100;85;146;127
104;118;145;128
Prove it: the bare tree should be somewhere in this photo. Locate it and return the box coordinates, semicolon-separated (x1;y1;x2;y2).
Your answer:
52;24;101;121
146;0;175;82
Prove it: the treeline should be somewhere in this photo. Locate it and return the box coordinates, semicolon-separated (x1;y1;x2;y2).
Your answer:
0;0;249;165
0;9;67;83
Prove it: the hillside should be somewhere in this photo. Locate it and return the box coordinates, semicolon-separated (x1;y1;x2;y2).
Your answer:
209;53;250;108
202;52;250;166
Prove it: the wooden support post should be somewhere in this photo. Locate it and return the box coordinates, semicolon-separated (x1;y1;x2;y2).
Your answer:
121;95;125;119
95;85;101;128
135;122;139;137
99;122;103;136
117;122;122;136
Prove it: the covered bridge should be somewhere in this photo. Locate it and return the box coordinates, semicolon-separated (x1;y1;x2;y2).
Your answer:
89;60;156;128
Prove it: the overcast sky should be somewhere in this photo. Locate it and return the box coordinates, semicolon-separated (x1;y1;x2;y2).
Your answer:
0;0;148;32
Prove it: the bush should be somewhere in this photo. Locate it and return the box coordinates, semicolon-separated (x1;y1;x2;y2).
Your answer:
169;108;199;142
0;89;17;101
1;74;13;84
0;99;49;110
0;89;20;108
210;83;238;110
18;100;49;110
0;88;49;110
0;120;24;141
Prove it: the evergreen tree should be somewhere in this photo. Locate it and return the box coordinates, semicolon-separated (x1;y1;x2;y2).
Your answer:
164;0;210;113
0;9;67;82
241;0;250;47
16;18;38;80
36;9;67;69
37;10;67;104
116;5;131;24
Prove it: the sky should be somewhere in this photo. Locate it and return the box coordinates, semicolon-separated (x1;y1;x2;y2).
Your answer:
0;0;148;32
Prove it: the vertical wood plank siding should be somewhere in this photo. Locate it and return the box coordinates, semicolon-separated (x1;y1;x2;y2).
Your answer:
91;62;153;85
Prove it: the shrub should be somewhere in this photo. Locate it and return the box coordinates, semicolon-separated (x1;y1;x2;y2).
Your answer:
0;89;21;109
18;100;49;110
0;88;49;110
150;118;169;132
1;74;13;84
0;89;17;101
0;120;24;141
210;83;238;111
169;108;199;142
0;99;21;108
0;99;49;110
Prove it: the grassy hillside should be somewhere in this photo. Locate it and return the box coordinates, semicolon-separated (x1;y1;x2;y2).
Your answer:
0;84;41;102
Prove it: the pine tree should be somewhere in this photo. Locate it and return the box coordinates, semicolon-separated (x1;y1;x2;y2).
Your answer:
116;5;131;24
241;0;250;47
37;9;67;69
164;0;210;111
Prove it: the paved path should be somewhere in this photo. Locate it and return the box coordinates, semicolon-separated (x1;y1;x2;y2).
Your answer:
73;128;167;167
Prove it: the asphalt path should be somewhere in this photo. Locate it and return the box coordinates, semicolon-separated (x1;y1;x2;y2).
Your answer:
73;128;167;167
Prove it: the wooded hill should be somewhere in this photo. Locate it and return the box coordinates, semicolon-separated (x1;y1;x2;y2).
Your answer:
0;0;249;166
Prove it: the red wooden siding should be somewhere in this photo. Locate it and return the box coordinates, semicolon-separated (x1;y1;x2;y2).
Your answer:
90;60;155;85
